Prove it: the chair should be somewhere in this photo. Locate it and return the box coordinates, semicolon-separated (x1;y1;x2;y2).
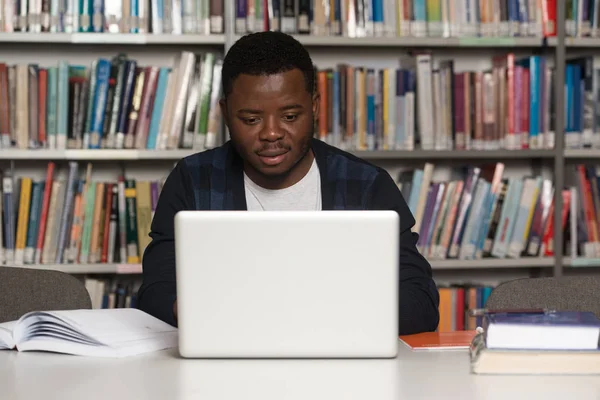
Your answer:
0;266;92;323
484;276;600;318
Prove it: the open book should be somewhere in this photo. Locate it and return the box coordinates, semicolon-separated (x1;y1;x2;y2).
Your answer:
0;308;178;358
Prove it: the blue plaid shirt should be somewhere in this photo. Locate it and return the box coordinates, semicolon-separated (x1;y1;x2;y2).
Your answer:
138;138;440;335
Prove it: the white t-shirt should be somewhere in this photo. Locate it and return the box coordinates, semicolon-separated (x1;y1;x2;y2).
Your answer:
244;159;322;211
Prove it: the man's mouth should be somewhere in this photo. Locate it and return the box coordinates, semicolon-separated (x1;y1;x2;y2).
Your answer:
257;149;289;166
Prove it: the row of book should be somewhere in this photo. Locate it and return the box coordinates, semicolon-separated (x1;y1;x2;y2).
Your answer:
0;161;165;267
565;164;600;260
84;277;141;309
565;56;600;150
566;0;600;38
400;162;554;260
318;52;555;152
235;0;557;38
437;284;494;332
0;49;565;153
0;51;224;151
0;0;223;34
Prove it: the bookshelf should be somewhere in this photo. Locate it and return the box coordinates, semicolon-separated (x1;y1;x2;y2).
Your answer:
0;33;226;44
0;149;556;161
2;1;600;318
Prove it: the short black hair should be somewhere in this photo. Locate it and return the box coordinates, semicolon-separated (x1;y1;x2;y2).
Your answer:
221;31;315;98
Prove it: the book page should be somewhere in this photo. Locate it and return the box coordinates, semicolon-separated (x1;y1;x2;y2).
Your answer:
15;308;177;357
48;308;177;343
17;331;177;358
0;321;16;349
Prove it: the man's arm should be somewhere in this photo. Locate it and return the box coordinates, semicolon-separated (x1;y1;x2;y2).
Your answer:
137;160;195;327
368;169;440;335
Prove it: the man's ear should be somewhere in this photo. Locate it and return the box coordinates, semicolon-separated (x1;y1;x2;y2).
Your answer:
312;92;320;122
219;98;228;128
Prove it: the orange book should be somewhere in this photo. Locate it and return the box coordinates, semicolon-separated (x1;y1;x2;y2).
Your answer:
438;288;453;332
317;70;328;142
38;68;47;145
400;331;477;351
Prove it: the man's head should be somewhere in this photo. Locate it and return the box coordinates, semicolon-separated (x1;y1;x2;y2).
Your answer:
220;31;318;190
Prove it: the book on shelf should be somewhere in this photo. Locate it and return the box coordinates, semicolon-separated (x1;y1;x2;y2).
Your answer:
0;308;177;358
0;161;164;267
84;276;142;309
0;0;223;34
437;284;495;332
563;164;600;262
564;56;600;150
399;162;555;262
235;0;557;39
0;51;223;152
565;0;600;38
314;52;555;152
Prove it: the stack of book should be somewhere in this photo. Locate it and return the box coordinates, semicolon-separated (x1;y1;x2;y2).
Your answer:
471;310;600;374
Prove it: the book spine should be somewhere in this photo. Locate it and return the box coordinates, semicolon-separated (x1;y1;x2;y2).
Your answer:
55;161;78;264
125;179;139;264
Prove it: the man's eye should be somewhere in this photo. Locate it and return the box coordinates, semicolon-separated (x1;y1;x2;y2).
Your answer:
283;115;297;122
243;118;260;125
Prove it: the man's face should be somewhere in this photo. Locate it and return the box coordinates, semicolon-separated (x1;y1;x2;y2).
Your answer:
221;69;317;186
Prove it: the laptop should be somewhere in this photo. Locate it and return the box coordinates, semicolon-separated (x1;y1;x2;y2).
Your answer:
174;210;400;358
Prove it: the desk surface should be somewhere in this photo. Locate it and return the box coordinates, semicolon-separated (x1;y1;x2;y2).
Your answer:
2;342;600;400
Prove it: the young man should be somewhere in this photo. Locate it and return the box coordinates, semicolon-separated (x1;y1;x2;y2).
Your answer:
137;31;440;335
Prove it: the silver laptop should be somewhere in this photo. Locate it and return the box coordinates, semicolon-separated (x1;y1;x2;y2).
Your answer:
174;210;400;358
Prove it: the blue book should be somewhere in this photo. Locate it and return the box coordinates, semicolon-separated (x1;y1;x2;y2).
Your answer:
485;310;600;351
366;69;375;150
89;58;111;149
146;67;170;149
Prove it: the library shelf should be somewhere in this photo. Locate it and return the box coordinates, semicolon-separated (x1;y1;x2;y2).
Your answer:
430;257;554;270
349;149;556;160
233;35;549;48
0;149;198;161
564;37;600;47
2;259;552;274
0;33;225;45
2;263;143;274
0;149;557;161
563;257;600;268
564;149;600;159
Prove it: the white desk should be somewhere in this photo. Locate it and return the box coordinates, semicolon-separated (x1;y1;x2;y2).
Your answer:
1;342;600;400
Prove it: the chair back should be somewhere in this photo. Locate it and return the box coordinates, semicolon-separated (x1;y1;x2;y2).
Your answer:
485;276;600;318
0;267;92;323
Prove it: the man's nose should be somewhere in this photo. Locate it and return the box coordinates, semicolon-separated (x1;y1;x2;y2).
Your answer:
259;116;285;141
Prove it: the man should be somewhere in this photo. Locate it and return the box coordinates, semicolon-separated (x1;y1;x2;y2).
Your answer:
137;31;439;335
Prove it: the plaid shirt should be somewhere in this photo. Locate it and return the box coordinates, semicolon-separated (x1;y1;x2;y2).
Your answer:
138;138;440;335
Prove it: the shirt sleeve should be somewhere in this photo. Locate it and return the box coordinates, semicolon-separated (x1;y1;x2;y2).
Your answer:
368;169;440;335
137;160;195;327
